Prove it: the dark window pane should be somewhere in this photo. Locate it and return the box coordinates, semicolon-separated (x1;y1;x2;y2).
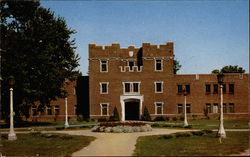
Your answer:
185;85;190;93
102;104;108;115
125;83;130;93
47;106;52;115
186;104;191;113
133;83;139;92
156;83;162;92
229;84;234;94
101;60;107;72
178;85;182;93
206;84;211;93
223;84;226;93
54;105;60;115
102;83;107;93
223;103;227;113
213;84;218;93
129;61;134;71
156;59;162;71
32;106;37;116
206;104;211;113
156;103;162;114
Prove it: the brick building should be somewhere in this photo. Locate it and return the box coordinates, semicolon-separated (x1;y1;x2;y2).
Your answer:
89;42;249;121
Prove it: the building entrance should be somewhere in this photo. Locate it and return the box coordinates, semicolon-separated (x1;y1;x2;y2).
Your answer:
125;101;140;120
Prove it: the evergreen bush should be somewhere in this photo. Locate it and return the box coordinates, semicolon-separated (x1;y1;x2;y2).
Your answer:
142;106;151;121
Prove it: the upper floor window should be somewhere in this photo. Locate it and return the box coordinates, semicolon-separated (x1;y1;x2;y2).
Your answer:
155;59;163;71
185;84;190;94
205;84;211;93
229;84;234;94
128;61;135;71
213;84;218;94
155;81;163;93
100;103;109;116
155;102;163;115
100;82;109;94
123;82;140;94
177;85;182;94
100;60;108;72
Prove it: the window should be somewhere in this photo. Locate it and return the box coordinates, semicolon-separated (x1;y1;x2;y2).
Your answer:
31;106;37;116
205;84;211;93
47;106;52;115
223;103;227;113
223;84;226;93
155;102;163;115
205;104;211;113
213;84;218;94
177;104;183;114
128;61;135;71
185;84;190;93
177;85;182;94
229;103;235;113
123;82;140;94
155;59;162;71
54;105;60;115
101;103;109;116
229;84;234;94
213;103;218;113
155;81;163;93
100;60;108;72
100;82;109;94
186;104;191;113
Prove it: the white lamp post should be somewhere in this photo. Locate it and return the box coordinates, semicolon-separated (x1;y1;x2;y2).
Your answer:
183;89;189;127
8;76;17;141
64;97;69;128
217;73;226;138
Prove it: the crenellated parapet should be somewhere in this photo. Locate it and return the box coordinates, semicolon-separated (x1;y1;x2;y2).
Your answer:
119;66;143;72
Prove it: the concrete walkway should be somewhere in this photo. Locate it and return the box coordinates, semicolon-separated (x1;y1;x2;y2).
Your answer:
47;129;193;156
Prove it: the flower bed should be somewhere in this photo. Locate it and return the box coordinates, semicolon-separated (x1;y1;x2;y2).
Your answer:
91;121;152;133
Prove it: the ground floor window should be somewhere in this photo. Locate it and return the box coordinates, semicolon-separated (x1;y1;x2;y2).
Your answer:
54;105;60;115
186;104;191;113
155;102;163;115
177;104;183;114
31;106;37;116
100;103;109;116
229;103;234;113
47;106;52;115
223;103;227;113
213;103;218;113
205;104;212;113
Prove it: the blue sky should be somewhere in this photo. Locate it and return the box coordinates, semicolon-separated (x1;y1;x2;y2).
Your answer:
41;0;249;75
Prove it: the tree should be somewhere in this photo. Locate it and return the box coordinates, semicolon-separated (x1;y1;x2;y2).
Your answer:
0;0;80;120
109;106;120;121
212;65;245;74
141;106;151;121
173;58;181;74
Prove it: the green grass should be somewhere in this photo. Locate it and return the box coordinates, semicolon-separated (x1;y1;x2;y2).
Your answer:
0;133;96;156
150;119;249;129
134;131;249;156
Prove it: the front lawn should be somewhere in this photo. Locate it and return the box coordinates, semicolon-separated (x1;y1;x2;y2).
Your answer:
0;132;95;156
134;131;249;156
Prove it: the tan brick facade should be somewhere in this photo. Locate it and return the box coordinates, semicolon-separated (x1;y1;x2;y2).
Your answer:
89;42;249;120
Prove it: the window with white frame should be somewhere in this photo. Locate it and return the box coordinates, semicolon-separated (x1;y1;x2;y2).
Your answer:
123;82;140;94
100;82;109;94
155;81;163;93
155;102;163;115
213;103;218;113
100;103;109;116
100;60;108;72
155;59;163;71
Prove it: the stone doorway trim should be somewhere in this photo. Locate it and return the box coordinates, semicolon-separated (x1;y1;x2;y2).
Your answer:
120;95;144;121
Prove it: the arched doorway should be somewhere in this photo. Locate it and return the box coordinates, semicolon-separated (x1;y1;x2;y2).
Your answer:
125;99;140;120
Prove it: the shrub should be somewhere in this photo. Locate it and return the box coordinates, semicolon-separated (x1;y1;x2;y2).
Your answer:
109;106;120;121
175;132;192;138
172;117;177;121
162;124;172;128
202;129;213;134
98;118;107;122
179;116;184;121
154;116;165;121
56;127;65;130
162;134;174;139
172;125;183;128
191;131;204;136
77;115;84;122
141;106;151;121
184;125;192;129
151;123;160;127
165;117;170;121
192;114;198;120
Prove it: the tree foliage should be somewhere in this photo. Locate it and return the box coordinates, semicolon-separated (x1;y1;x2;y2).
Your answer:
0;0;80;120
173;58;181;74
109;106;120;121
212;65;245;74
141;106;151;121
